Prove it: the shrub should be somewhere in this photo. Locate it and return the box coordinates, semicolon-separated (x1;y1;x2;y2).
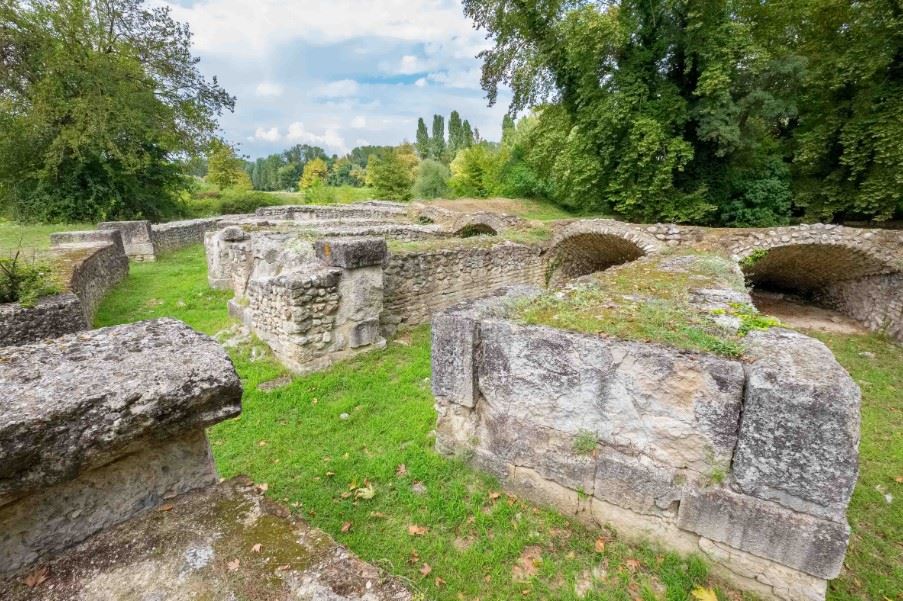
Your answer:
0;251;60;306
217;190;277;215
412;159;451;199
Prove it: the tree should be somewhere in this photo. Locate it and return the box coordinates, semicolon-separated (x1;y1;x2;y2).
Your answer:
413;159;451;199
0;0;234;222
449;143;502;198
415;118;431;159
207;140;251;190
430;114;447;161
462;0;795;225
368;149;414;201
501;115;516;147
299;158;328;189
448;111;464;156
462;120;475;148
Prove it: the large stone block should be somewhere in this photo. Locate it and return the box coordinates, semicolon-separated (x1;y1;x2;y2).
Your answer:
594;450;682;514
475;320;745;475
677;488;850;579
97;220;153;259
733;329;860;520
431;310;480;407
51;229;125;256
0;318;242;503
316;236;387;269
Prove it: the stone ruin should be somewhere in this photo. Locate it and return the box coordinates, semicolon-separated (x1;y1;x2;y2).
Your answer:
1;201;900;600
0;319;413;600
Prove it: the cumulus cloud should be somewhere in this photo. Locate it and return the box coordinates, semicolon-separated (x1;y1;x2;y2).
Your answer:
252;126;281;142
165;0;488;59
350;116;367;129
427;68;482;89
255;81;284;97
285;122;347;153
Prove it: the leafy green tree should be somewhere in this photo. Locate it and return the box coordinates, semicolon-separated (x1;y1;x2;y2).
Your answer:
0;0;234;222
207;140;251;190
449;143;502;198
415;118;431;159
430;114;447;161
413;160;451;199
299;158;328;189
501;115;516;147
463;0;794;224
448;111;464;156
462;120;475;148
368;149;414;201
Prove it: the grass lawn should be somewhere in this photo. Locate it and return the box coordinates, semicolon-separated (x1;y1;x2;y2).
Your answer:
93;246;901;601
0;221;93;254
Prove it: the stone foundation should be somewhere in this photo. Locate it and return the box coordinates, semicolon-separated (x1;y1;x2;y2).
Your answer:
432;285;859;601
0;319;242;576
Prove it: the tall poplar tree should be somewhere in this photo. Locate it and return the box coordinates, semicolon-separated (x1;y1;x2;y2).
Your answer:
430;114;447;161
415;118;431;159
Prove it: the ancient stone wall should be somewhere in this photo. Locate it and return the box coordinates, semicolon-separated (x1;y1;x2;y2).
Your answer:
0;319;242;576
819;272;903;340
256;202;407;221
381;242;545;335
0;294;88;348
432;290;859;601
0;231;128;347
151;217;221;255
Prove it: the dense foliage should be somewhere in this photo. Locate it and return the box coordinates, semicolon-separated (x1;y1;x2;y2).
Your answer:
0;0;234;222
461;0;902;225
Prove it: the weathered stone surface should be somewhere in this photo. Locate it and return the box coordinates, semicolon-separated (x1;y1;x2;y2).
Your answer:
733;328;860;521
97;221;153;259
594;450;683;514
316;237;387;269
678;488;851;579
0;318;242;503
0;477;413;601
51;229;125;256
476;320;745;474
0;431;217;577
431;310;480;407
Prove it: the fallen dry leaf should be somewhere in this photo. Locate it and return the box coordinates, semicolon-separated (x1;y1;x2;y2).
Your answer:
690;586;719;601
489;491;501;501
23;566;48;588
396;464;408;476
408;524;429;536
156;503;174;512
355;483;376;500
227;559;241;571
895;476;903;483
341;521;352;533
252;543;262;553
420;563;432;577
624;558;640;572
435;576;446;587
256;482;269;493
594;537;606;553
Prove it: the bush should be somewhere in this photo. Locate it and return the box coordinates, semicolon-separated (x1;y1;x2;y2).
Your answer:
217;189;277;214
0;251;60;306
412;159;451;199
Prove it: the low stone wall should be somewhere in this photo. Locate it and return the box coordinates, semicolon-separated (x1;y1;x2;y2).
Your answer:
432;292;859;601
256;203;407;221
0;318;242;576
0;294;88;348
98;218;221;261
382;242;545;335
820;272;903;340
0;231;128;347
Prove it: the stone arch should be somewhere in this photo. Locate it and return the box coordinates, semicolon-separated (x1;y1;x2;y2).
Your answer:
455;223;498;238
547;220;663;285
734;226;902;339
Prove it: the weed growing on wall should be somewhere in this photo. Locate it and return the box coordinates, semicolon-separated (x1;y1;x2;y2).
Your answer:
0;250;60;306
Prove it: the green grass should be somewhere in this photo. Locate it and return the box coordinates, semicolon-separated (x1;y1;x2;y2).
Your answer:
811;333;902;601
0;221;93;254
264;186;377;205
92;246;901;600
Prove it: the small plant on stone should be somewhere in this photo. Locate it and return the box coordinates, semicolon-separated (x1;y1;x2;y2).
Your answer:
0;249;60;307
729;302;782;335
572;430;597;455
739;248;769;269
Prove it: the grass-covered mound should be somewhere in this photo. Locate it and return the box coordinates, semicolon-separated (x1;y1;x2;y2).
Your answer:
512;252;779;357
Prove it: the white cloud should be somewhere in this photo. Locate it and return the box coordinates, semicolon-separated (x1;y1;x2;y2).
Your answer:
414;77;428;88
427;67;482;89
255;81;284;97
165;0;489;59
253;126;281;142
285;122;347;153
312;79;360;99
350;116;367;129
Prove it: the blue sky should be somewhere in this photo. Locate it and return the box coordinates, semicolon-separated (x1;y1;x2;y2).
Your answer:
165;0;512;159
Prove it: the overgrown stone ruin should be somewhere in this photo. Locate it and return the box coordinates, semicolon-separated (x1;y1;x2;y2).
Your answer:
1;201;900;600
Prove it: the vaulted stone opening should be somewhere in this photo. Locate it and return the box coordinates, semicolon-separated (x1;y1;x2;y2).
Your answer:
548;233;646;285
455;223;498;238
743;243;902;339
